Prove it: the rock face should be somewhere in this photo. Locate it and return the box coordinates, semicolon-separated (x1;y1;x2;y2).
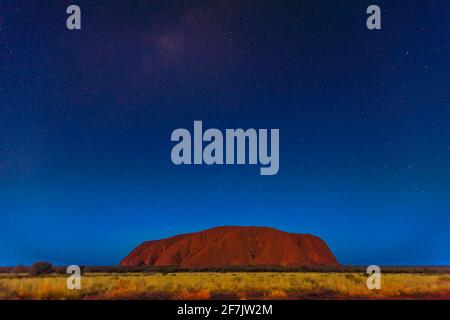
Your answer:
121;226;339;268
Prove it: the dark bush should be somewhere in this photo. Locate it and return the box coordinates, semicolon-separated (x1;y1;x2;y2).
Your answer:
28;262;53;276
13;265;28;274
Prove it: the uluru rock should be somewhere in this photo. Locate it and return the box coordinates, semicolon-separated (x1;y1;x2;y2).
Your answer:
121;226;339;268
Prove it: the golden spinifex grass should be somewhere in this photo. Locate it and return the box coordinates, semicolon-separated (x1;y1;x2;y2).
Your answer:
0;272;449;300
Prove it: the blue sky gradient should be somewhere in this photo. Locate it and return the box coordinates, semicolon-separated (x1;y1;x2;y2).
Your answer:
1;0;449;266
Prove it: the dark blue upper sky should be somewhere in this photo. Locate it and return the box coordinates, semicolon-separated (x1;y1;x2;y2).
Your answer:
1;0;449;266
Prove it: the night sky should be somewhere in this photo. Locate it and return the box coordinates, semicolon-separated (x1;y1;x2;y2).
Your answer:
1;0;449;266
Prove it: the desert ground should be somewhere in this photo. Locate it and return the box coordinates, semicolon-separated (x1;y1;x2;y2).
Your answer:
1;272;449;300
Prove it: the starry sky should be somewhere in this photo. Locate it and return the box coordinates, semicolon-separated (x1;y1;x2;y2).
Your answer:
1;0;449;266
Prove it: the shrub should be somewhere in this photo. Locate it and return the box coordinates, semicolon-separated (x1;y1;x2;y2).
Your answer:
13;265;28;274
28;262;53;276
